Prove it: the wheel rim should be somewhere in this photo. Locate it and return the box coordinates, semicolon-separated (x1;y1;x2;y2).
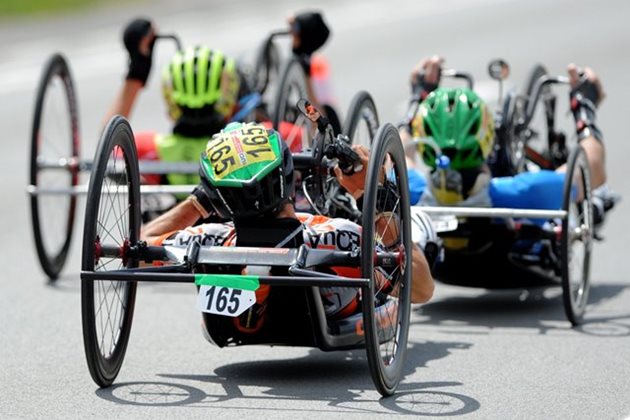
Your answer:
82;117;139;386
352;112;377;148
372;164;407;368
561;147;592;324
362;124;411;395
92;144;135;360
567;167;592;314
343;92;379;149
30;55;78;278
273;59;314;151
508;98;527;173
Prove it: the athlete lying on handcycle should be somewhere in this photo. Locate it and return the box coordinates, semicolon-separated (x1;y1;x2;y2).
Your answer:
142;121;436;333
105;12;332;194
399;56;617;264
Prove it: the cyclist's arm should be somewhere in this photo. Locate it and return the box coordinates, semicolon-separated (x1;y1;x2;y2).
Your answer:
410;55;443;99
103;18;155;125
141;196;203;243
103;79;143;123
566;63;607;188
411;244;434;303
335;145;435;303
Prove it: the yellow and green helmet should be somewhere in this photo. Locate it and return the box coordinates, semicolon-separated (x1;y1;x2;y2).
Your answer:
412;87;494;170
199;122;295;219
162;46;240;124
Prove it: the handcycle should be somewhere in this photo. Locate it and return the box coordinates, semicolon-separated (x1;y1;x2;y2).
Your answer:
79;97;413;396
407;59;594;325
27;27;332;280
243;26;342;151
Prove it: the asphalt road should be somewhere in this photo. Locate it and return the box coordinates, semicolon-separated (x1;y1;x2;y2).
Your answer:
2;0;630;418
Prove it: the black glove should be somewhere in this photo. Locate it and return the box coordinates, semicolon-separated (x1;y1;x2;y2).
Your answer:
123;18;155;85
570;76;601;108
190;183;215;219
411;69;441;99
570;77;603;142
292;11;330;57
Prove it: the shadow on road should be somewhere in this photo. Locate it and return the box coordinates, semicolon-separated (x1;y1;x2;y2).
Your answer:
95;340;479;416
415;283;630;337
43;272;80;292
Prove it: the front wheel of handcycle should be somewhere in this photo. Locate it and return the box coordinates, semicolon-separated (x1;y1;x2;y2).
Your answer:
30;53;80;280
560;145;593;326
342;90;379;148
361;123;412;396
81;116;140;387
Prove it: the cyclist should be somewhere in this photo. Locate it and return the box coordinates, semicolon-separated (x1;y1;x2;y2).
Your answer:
142;121;436;333
400;56;615;226
104;12;332;190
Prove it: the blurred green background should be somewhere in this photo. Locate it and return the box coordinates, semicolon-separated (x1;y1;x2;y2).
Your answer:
0;0;128;17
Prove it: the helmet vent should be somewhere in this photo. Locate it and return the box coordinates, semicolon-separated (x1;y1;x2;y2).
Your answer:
423;121;432;137
192;53;199;96
469;119;480;135
447;97;456;112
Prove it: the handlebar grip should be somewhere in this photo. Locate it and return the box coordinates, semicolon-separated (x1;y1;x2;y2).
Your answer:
325;137;362;174
292;153;317;170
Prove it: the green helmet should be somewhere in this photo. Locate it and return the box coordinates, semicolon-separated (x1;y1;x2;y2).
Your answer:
162;46;240;125
199;122;295;219
412;87;494;170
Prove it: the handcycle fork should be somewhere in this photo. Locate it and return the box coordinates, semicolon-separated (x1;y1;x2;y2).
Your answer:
185;239;201;271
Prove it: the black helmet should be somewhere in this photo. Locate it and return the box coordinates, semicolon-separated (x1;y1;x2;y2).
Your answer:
199;122;295;219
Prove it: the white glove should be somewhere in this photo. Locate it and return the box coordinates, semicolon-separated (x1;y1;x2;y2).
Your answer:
411;208;442;268
411;208;437;249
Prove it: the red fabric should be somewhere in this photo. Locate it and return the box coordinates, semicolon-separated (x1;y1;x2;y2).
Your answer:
134;131;161;185
261;120;304;153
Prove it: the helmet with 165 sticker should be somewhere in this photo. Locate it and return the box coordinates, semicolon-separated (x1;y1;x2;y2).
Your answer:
199;122;295;219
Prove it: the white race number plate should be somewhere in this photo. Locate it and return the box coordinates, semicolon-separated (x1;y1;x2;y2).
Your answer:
197;285;256;317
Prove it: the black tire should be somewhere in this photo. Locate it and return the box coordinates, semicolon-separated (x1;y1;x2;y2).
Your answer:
561;146;593;325
342;91;379;148
252;36;281;96
498;90;527;175
29;53;79;280
361;123;412;396
272;56;313;150
522;63;551;135
323;104;342;136
523;63;549;104
81;116;140;387
523;64;558;157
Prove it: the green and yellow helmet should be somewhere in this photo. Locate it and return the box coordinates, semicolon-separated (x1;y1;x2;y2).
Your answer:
162;46;240;125
411;87;494;170
199;122;295;219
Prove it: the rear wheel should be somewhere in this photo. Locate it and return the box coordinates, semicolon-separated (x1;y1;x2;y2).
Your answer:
523;64;568;168
342;91;379;148
361;123;412;396
252;35;281;96
81;116;140;387
29;53;79;280
272;57;314;151
497;90;527;175
523;63;549;107
561;146;593;325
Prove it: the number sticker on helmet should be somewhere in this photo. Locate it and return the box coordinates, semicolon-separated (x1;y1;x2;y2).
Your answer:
201;122;282;186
